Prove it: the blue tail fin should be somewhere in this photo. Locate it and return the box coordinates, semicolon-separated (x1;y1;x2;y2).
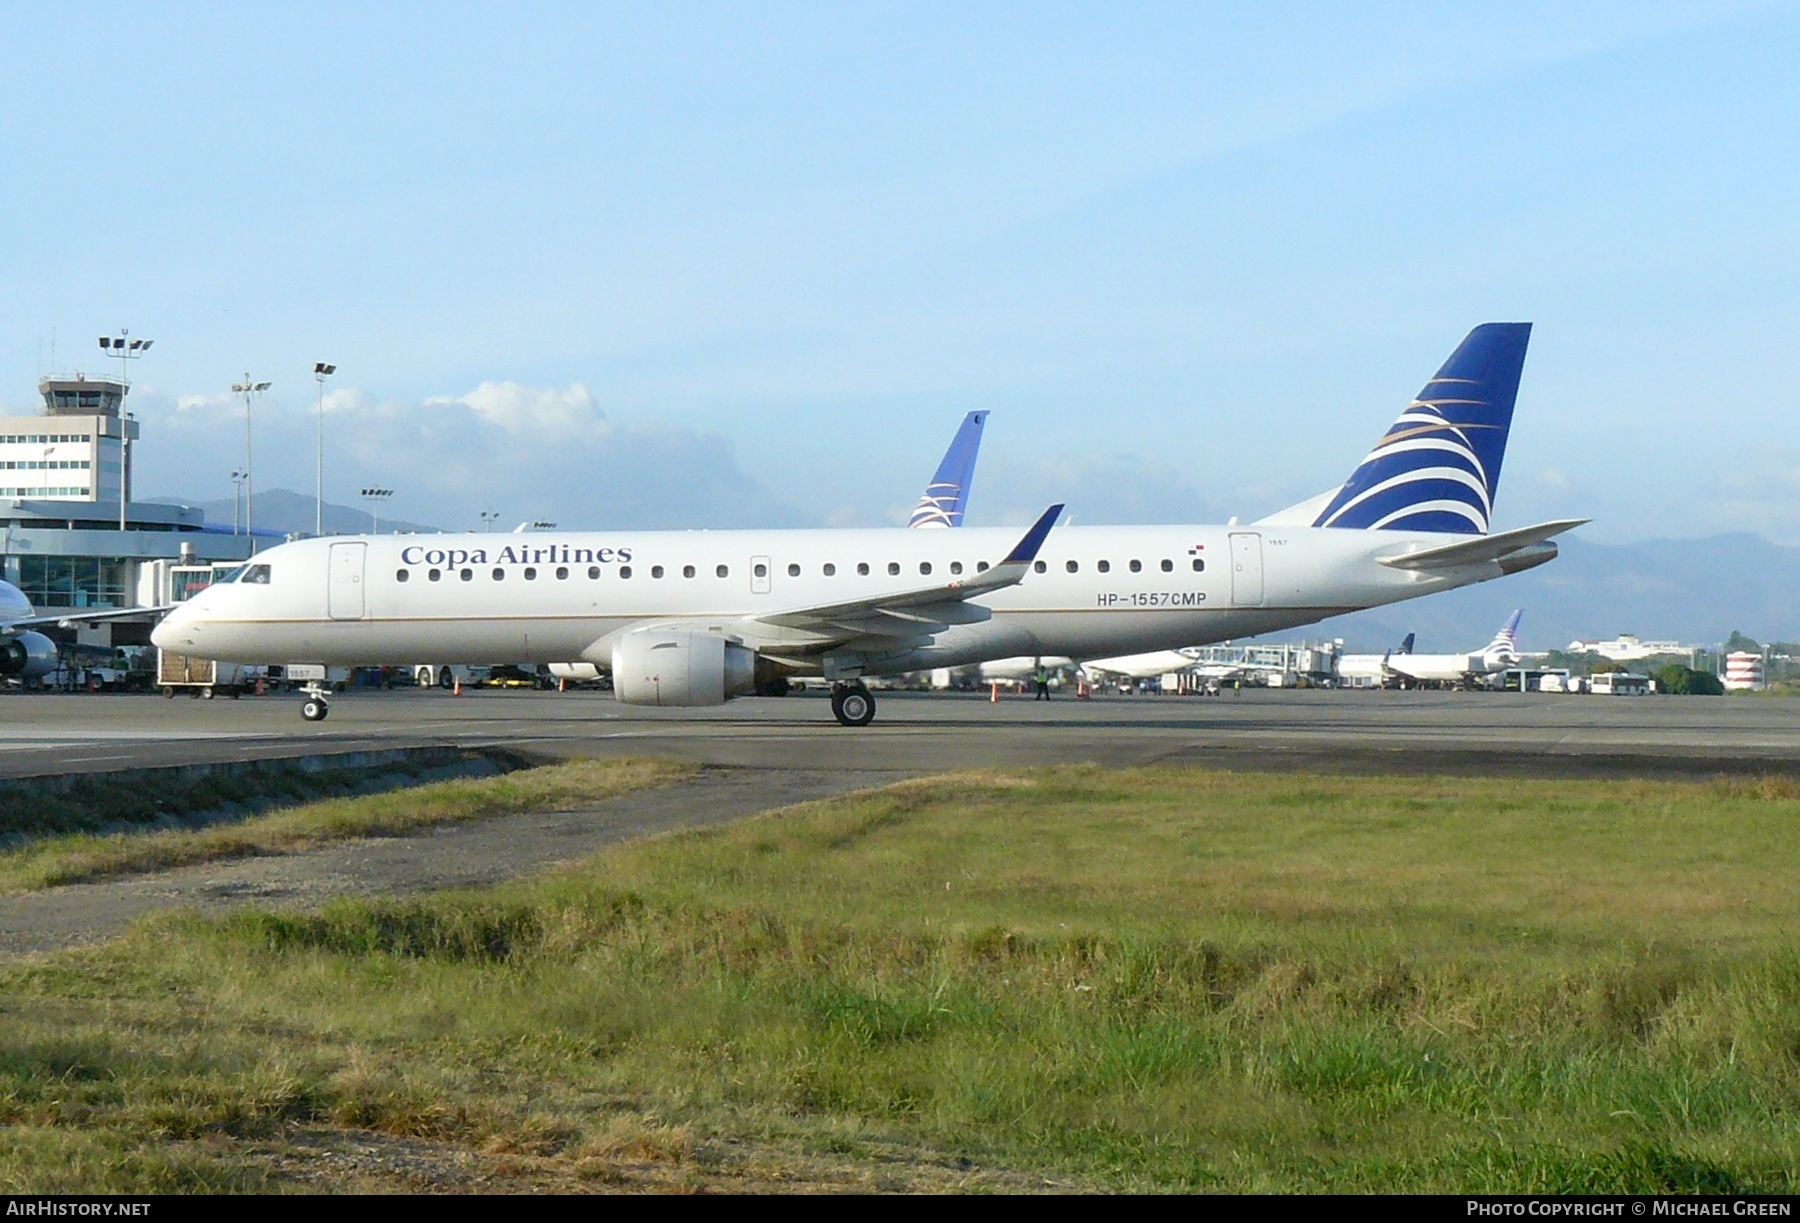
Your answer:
1482;610;1523;656
1313;323;1531;534
909;410;988;528
1398;632;1415;655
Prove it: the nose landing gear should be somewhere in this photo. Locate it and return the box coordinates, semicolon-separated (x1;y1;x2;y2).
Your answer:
299;681;331;722
830;680;876;727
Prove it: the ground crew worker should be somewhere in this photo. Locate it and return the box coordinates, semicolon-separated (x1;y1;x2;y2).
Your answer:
1035;663;1051;701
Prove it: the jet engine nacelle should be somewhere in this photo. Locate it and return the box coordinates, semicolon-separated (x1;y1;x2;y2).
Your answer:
0;631;58;680
611;630;756;707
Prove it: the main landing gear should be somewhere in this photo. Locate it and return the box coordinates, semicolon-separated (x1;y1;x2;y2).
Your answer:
830;680;876;728
299;681;331;722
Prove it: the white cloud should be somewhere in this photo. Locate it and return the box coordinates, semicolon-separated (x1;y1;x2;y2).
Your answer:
429;380;605;435
134;381;816;532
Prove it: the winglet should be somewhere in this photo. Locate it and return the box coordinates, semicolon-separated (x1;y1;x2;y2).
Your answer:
1002;504;1064;566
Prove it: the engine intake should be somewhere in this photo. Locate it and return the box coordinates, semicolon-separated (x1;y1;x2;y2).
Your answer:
612;630;756;707
0;631;57;680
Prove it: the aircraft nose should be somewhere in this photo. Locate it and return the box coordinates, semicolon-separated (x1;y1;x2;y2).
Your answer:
150;605;194;650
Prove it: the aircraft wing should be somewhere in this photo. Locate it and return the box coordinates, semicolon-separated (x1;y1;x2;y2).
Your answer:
1375;519;1589;571
2;605;174;633
754;504;1062;642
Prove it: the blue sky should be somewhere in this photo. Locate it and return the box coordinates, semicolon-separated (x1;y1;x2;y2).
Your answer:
2;2;1796;539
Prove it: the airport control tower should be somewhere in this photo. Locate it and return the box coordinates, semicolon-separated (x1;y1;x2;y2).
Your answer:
0;375;140;505
1;371;248;636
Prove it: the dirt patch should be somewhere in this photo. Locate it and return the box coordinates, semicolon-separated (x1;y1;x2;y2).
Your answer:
0;767;911;956
232;1123;1065;1193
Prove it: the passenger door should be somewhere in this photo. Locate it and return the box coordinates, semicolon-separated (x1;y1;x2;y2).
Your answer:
1228;532;1264;606
327;542;367;620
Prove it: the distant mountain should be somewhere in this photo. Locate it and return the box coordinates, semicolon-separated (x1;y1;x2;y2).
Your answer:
1298;533;1800;653
146;488;444;537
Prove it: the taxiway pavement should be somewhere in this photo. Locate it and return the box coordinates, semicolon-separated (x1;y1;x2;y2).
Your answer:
5;686;1800;781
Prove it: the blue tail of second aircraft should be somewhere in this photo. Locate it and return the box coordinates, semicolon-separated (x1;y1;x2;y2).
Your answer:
1482;609;1524;658
1313;323;1531;535
909;410;988;528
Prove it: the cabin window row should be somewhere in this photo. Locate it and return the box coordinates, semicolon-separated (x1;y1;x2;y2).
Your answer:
394;555;1204;584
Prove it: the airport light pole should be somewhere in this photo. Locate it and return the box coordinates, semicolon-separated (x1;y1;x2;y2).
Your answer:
313;363;336;536
230;470;247;535
231;377;270;551
478;509;499;533
98;331;152;531
360;487;393;535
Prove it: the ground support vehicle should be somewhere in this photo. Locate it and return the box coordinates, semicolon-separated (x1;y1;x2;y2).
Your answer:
158;650;252;699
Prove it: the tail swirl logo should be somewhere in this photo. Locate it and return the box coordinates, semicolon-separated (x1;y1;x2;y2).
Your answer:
908;482;963;529
1314;392;1500;534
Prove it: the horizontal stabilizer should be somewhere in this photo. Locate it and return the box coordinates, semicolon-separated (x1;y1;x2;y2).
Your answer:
1376;519;1587;571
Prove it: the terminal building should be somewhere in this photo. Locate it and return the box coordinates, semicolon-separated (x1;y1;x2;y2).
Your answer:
1;373;255;647
1566;633;1701;664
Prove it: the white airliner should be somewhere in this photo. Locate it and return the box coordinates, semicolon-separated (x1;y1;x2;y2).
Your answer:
1338;610;1523;688
1079;649;1248;685
154;323;1584;727
0;579;161;685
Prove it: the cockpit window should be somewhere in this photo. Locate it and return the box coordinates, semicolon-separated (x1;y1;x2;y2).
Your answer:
213;565;248;585
240;564;273;585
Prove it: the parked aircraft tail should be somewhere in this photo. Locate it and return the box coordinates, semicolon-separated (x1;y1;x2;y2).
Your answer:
1313;323;1532;534
909;411;988;528
1397;632;1415;656
1481;609;1524;660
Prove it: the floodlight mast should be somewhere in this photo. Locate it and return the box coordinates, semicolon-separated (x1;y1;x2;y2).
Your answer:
360;486;393;535
98;330;152;532
230;470;247;535
231;377;271;551
313;363;336;536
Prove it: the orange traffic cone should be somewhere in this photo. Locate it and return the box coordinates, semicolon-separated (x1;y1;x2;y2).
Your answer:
990;681;999;703
453;677;462;696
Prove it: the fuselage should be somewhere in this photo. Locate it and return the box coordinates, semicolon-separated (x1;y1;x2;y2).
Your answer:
152;521;1524;678
1338;649;1511;685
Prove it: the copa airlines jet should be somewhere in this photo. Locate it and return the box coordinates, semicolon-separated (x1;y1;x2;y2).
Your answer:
153;323;1584;727
1338;610;1524;688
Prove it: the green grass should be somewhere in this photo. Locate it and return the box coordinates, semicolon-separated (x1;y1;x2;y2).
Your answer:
1;765;1798;1191
0;757;691;893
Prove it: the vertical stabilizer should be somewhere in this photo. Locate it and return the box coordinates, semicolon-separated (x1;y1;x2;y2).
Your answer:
909;411;988;528
1314;323;1531;534
1481;610;1524;661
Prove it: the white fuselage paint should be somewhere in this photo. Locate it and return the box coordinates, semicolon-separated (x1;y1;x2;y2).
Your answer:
152;524;1513;676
